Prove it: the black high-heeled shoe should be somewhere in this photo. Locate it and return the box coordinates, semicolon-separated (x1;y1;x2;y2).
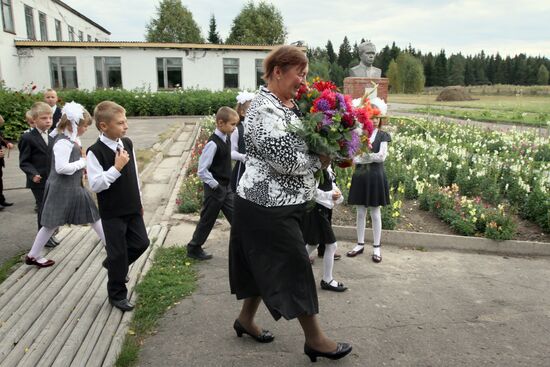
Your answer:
233;319;274;343
304;342;352;362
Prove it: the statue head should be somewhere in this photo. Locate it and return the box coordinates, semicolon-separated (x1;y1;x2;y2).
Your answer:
358;41;376;67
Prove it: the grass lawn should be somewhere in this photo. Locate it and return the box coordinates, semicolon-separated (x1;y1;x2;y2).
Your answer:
115;246;197;367
390;94;550;114
0;253;23;284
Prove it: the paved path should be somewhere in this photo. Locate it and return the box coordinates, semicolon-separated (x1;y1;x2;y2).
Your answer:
138;223;550;366
0;117;194;266
0;117;200;366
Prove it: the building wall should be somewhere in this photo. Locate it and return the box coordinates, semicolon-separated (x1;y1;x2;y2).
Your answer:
0;0;109;87
14;47;266;91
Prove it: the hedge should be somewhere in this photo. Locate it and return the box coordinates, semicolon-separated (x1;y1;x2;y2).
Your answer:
0;88;238;140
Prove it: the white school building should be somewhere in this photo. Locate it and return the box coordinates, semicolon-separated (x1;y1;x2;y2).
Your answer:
1;0;286;92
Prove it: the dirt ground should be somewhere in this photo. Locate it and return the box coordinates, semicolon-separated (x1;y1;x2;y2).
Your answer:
333;200;550;243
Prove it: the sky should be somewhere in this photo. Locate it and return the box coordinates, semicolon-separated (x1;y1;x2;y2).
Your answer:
66;0;550;58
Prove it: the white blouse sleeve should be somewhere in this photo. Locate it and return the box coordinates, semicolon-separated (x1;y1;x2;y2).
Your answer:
54;139;86;175
230;128;247;162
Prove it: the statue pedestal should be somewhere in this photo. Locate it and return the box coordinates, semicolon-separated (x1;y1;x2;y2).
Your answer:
343;77;389;102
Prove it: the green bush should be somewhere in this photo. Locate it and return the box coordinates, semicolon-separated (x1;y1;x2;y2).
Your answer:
0;88;238;140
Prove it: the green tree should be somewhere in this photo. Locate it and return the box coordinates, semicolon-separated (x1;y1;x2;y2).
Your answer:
423;52;435;87
226;1;286;44
326;40;337;64
337;36;352;69
397;53;425;93
448;54;466;85
308;58;331;80
207;14;222;44
537;64;549;85
387;59;401;93
145;0;204;43
329;62;346;87
433;50;448;86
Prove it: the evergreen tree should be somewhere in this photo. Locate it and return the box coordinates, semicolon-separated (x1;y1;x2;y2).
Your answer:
433;50;448;86
423;53;435;87
326;40;337;64
145;0;204;43
390;42;400;61
207;14;222;44
226;1;286;44
493;54;507;84
309;57;331;80
448;54;466;85
337;36;353;69
374;45;393;77
513;54;528;85
537;64;549;85
464;58;475;86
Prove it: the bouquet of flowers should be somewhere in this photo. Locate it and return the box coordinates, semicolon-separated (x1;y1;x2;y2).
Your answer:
291;77;374;168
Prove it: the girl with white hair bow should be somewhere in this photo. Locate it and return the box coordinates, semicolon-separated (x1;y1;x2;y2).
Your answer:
346;97;391;263
25;102;106;268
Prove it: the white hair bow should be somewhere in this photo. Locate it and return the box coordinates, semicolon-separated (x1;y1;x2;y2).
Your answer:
61;101;84;142
236;91;256;104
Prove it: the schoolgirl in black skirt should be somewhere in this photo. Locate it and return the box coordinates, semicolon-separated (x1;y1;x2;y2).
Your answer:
302;166;347;292
347;97;391;263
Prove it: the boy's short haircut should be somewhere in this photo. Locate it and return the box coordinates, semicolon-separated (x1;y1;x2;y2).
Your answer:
93;101;126;130
30;101;53;119
216;106;239;123
25;110;33;121
45;88;56;94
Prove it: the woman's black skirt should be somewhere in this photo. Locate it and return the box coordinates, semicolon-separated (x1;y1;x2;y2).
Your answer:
229;196;319;320
301;204;336;245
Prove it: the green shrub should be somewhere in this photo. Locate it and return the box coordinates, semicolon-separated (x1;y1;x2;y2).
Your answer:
0;88;238;140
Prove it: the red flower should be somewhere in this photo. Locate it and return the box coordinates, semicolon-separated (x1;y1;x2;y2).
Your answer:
311;80;338;92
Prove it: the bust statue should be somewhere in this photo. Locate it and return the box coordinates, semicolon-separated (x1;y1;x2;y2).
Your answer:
350;41;382;78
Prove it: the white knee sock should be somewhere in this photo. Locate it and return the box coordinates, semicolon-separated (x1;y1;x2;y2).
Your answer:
28;226;57;259
354;206;367;252
305;244;318;256
322;242;338;284
91;219;106;246
370;206;382;256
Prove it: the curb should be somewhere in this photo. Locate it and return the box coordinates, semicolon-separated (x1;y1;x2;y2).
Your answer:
333;225;550;257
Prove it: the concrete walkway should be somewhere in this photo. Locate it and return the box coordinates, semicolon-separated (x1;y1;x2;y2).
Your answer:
138;221;550;367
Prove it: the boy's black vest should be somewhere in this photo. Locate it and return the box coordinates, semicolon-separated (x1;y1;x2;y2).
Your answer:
208;133;231;186
236;119;246;154
87;137;141;219
318;169;332;192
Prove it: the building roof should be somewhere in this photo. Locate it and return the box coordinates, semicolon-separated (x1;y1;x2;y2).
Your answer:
14;41;306;52
52;0;111;35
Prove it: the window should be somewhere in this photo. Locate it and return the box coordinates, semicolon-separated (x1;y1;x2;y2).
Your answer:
1;0;15;33
95;57;122;89
223;58;239;89
24;5;35;40
55;19;61;41
156;58;182;89
49;57;78;89
78;30;83;41
87;34;91;42
255;59;264;88
68;25;75;41
38;12;47;40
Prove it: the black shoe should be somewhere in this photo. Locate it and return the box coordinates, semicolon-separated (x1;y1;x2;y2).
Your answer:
0;205;4;211
320;279;348;292
0;201;13;207
304;342;352;362
233;319;274;343
186;245;212;260
45;238;58;248
110;298;135;312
